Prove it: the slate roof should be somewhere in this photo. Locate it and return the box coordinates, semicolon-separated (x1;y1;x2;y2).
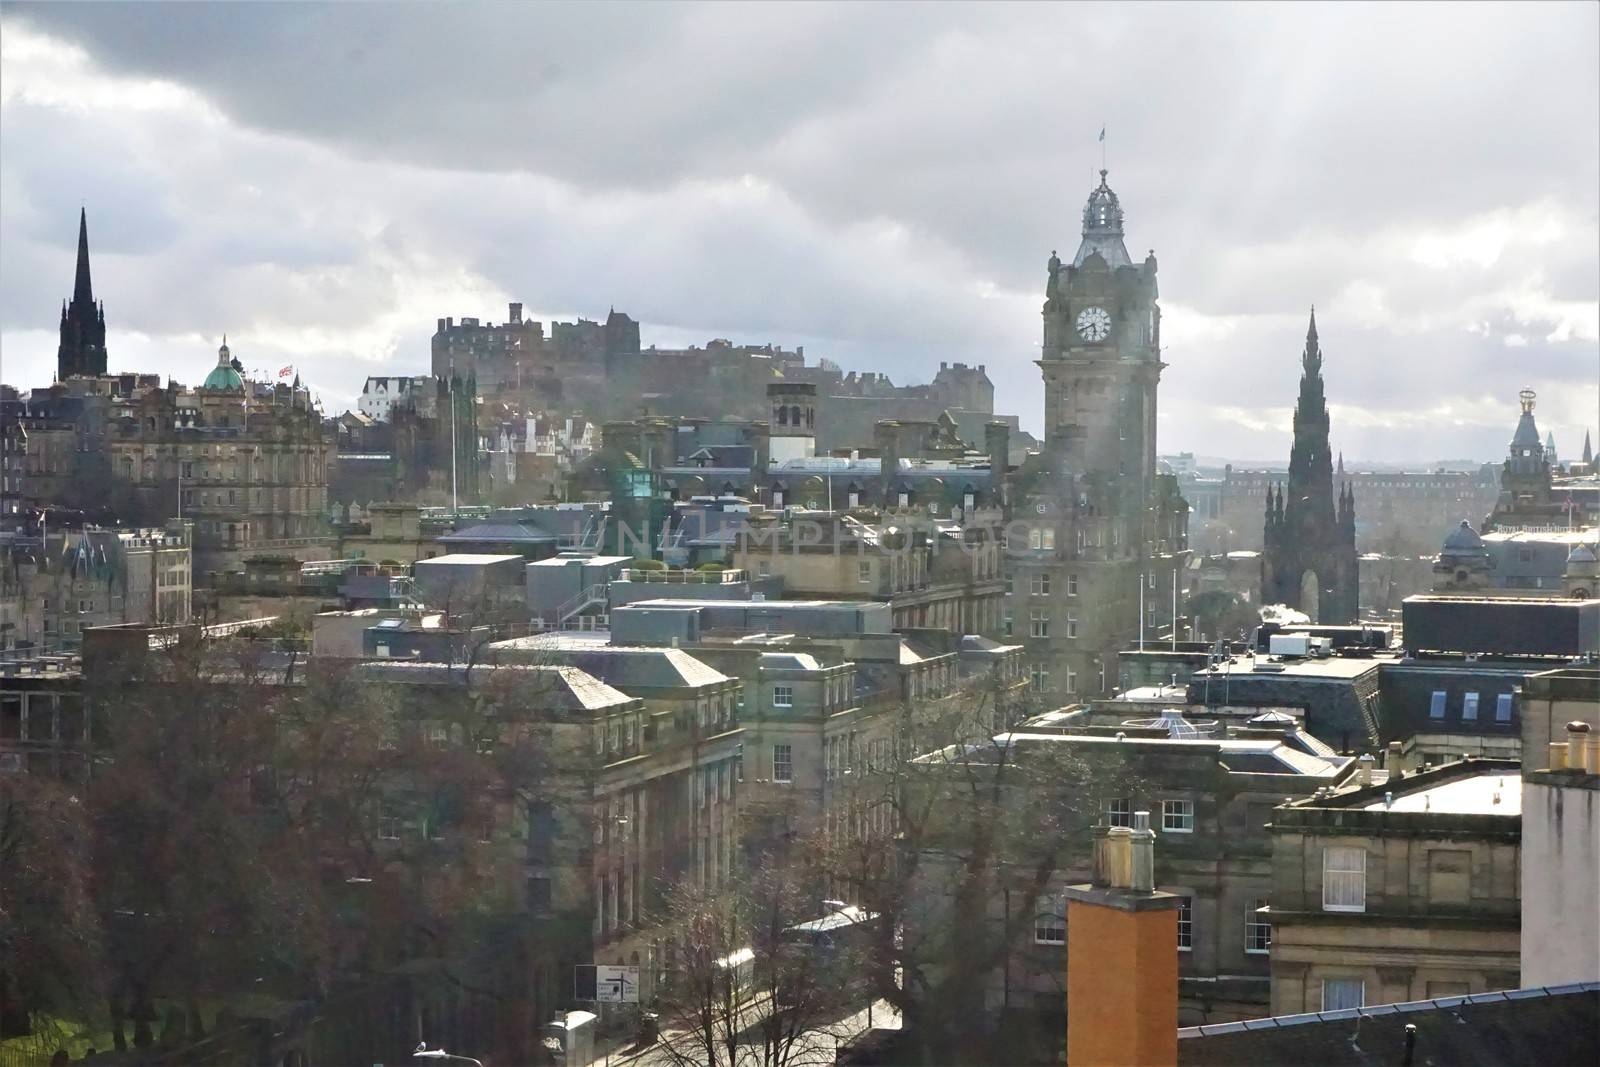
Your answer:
1178;983;1599;1067
356;662;635;712
437;523;559;545
486;640;734;691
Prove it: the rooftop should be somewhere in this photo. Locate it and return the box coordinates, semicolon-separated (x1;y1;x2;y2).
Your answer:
412;553;526;566
1359;769;1521;815
1178;982;1599;1067
1191;652;1392;680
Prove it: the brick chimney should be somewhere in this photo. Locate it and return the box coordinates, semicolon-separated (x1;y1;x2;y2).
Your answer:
1064;811;1180;1067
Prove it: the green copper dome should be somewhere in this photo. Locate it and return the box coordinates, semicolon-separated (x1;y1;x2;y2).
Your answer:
202;339;245;391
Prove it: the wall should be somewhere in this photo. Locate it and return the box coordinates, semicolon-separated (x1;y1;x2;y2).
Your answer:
1520;773;1600;985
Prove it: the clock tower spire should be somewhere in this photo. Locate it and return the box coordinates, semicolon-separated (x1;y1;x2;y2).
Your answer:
1008;167;1188;702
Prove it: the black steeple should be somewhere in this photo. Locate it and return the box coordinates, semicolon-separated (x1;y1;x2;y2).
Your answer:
73;207;94;306
1260;308;1359;623
57;208;108;379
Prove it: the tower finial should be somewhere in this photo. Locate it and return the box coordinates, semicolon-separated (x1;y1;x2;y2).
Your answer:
1307;305;1318;342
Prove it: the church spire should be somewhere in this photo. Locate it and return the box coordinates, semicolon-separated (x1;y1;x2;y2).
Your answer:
58;207;108;379
73;207;94;307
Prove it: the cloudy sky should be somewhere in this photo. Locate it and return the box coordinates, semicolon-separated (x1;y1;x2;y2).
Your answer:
1;1;1596;464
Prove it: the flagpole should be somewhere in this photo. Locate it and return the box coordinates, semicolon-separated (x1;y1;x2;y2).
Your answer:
1101;121;1107;172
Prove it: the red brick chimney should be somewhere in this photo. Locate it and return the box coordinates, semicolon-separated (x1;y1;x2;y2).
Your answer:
1064;812;1181;1067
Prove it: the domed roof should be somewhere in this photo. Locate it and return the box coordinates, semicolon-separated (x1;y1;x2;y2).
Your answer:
1442;520;1484;553
201;338;245;392
202;364;245;391
1072;169;1132;269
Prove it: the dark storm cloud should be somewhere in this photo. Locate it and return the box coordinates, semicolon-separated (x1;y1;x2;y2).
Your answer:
1;1;1595;461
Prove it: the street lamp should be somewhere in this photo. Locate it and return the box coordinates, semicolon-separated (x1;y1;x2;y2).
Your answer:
414;1041;483;1066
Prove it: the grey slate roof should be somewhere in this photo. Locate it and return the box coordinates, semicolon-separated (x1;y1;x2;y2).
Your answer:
356;661;635;712
487;640;733;691
1179;983;1599;1067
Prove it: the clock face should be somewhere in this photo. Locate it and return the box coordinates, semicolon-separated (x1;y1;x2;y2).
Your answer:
1076;306;1112;342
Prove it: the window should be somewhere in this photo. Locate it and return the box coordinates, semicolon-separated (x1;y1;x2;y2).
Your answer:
1002;613;1013;637
1495;693;1513;722
1461;692;1479;721
1177;897;1192;951
1067;573;1079;596
772;744;793;783
772;685;793;708
1064;668;1078;694
1034;897;1066;945
1161;799;1195;833
1031;572;1051;596
527;875;552;915
1322;846;1367;912
1429;690;1447;719
1030;610;1050;638
1029;666;1049;692
858;560;873;584
378;805;400;841
1066;612;1078;639
1246;898;1271;953
1041;527;1056;550
1322;978;1364;1011
1104;798;1133;828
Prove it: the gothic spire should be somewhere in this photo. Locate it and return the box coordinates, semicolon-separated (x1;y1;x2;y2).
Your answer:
58;207;108;378
73;207;94;307
1302;306;1321;376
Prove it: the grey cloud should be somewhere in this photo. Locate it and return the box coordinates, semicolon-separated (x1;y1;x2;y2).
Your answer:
1;2;1595;462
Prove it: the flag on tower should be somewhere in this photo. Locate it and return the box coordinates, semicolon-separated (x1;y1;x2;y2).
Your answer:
1098;126;1106;142
278;365;293;378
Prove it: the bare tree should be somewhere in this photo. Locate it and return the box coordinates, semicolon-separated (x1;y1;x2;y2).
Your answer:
822;684;1140;1064
653;831;868;1067
0;775;104;1043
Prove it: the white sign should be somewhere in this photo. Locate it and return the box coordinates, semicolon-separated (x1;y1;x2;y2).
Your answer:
596;965;640;1003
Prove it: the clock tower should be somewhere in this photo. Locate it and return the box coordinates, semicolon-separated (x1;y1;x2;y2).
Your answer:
1039;169;1162;491
1005;169;1186;700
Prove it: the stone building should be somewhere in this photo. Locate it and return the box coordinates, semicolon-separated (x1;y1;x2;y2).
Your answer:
357;375;433;423
1260;312;1359;624
1483;388;1600;533
1267;757;1523;1015
357;657;742;1022
0;522;193;650
1521;716;1600;988
1006;170;1189;702
730;506;1007;637
902;714;1354;1030
108;341;334;574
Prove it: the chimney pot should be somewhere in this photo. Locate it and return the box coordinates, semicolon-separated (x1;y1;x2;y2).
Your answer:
1567;722;1591;772
1549;742;1569;771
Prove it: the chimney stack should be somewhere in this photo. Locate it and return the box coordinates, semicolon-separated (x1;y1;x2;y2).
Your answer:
1065;810;1181;1067
876;421;901;508
1357;753;1375;787
1567;721;1593;773
985;420;1010;509
1384;741;1403;778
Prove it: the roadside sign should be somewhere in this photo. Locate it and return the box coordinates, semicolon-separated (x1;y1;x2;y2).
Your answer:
597;965;640;1003
575;964;640;1003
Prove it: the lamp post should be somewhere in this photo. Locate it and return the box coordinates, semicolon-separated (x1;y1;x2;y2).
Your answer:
414;1041;483;1067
